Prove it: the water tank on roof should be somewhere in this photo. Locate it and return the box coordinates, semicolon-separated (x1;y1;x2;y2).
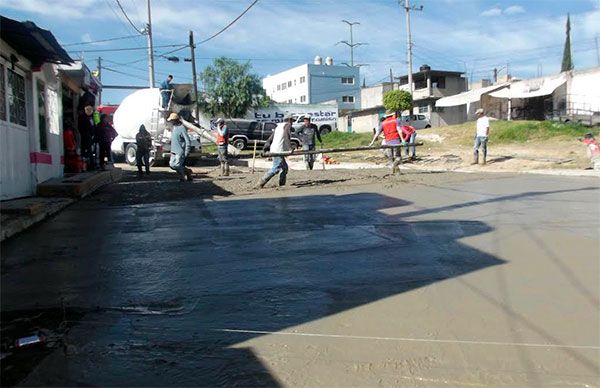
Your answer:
420;64;431;72
314;55;322;65
325;56;333;66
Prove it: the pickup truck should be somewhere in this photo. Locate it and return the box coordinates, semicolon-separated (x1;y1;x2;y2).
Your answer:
224;119;302;150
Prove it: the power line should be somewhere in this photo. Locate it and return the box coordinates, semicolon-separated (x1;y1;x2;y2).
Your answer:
62;35;140;47
102;66;149;81
66;43;185;53
197;0;260;45
115;0;145;35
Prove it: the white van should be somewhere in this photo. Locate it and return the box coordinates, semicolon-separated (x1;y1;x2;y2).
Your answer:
400;114;431;129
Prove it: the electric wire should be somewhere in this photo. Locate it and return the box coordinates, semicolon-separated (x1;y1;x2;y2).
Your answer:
115;0;145;35
62;35;140;47
197;0;260;45
66;44;186;53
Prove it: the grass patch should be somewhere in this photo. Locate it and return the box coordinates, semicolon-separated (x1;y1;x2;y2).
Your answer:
321;131;372;148
491;120;595;143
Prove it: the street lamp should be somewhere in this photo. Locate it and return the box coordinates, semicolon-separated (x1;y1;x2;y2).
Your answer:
337;20;367;67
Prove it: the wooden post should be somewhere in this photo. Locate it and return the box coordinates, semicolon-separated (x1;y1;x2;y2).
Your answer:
321;144;325;171
251;140;258;173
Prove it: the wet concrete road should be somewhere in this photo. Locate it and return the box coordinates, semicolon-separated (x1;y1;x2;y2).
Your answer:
1;172;599;386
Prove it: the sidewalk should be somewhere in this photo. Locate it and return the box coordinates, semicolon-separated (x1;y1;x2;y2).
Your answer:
1;168;122;242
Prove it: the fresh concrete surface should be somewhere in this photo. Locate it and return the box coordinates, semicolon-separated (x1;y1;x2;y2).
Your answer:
1;172;598;386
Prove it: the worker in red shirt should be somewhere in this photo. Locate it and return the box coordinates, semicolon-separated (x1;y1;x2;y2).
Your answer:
369;111;404;174
400;123;417;160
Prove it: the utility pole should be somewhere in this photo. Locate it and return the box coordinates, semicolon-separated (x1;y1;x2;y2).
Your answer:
189;30;199;122
337;20;367;67
493;67;497;83
97;57;102;105
146;0;155;87
400;0;422;96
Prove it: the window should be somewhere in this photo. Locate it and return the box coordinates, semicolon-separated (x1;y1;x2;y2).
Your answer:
37;79;48;151
417;114;427;120
287;99;292;103
294;80;296;86
300;95;306;103
300;76;306;83
287;81;292;87
277;84;281;91
281;83;287;90
435;106;445;113
342;96;355;103
341;77;354;84
418;105;429;113
7;69;26;126
0;64;6;121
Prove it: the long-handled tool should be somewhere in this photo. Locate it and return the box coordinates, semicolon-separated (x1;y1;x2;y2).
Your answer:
264;142;423;157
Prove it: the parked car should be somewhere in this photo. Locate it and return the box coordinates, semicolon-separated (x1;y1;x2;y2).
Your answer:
224;119;301;150
400;114;431;129
291;114;335;135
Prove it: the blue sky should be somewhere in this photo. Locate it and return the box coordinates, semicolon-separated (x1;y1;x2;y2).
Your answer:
2;0;599;104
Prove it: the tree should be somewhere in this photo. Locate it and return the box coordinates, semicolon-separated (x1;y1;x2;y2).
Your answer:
198;57;270;118
561;14;574;72
383;90;412;115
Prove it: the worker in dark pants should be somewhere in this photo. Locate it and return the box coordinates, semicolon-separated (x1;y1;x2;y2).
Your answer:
296;115;322;170
135;124;152;176
95;114;118;170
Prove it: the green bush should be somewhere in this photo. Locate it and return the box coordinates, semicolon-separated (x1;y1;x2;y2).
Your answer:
321;131;372;148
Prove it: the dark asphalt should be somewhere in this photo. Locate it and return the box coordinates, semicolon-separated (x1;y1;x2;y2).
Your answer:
1;172;598;386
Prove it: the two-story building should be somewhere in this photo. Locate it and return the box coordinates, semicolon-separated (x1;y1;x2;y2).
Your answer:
396;65;467;126
262;56;360;112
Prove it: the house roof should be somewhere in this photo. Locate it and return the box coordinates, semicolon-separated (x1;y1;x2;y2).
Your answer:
436;82;510;107
489;74;566;99
0;16;73;66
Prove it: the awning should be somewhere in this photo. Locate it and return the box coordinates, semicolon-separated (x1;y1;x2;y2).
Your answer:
489;75;566;99
0;16;73;66
435;82;510;107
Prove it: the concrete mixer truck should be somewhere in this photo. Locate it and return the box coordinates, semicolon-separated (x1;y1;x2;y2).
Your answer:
111;85;208;165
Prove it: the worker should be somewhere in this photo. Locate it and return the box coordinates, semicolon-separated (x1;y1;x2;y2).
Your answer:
578;132;600;170
255;114;293;188
369;111;404;174
95;113;118;170
401;123;417;160
296;115;322;170
473;108;490;165
135;124;152;176
166;112;193;182
214;118;230;176
160;75;174;109
78;104;96;170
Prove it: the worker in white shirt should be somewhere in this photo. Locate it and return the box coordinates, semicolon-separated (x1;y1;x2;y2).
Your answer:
473;108;490;165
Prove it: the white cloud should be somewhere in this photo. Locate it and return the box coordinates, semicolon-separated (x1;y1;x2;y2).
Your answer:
504;5;525;15
481;7;502;17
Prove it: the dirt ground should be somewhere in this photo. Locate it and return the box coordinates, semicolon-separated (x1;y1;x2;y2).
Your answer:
339;138;593;172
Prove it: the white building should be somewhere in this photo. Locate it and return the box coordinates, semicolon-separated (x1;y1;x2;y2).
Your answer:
1;17;74;200
262;56;360;111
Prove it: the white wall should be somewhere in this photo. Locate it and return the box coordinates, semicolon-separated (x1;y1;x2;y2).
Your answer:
568;67;600;113
31;63;64;186
262;64;309;104
0;44;34;199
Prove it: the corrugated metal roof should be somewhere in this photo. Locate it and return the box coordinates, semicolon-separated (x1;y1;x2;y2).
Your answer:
0;16;73;66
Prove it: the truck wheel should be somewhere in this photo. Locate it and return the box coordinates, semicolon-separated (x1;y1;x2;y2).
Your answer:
125;143;137;166
232;138;247;150
319;125;331;135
